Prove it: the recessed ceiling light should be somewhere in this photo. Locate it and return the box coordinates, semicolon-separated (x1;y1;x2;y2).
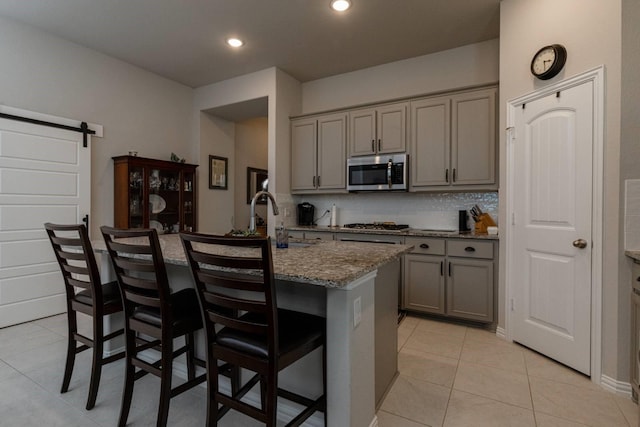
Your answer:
331;0;351;12
226;38;244;48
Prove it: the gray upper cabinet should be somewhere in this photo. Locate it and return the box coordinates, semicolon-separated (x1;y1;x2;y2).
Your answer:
410;96;451;187
291;113;347;194
349;102;407;156
410;87;497;191
451;88;496;186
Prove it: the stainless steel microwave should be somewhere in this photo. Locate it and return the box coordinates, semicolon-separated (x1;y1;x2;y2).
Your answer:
347;153;408;191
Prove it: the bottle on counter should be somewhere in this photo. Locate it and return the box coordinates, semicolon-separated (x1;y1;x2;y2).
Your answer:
276;222;289;248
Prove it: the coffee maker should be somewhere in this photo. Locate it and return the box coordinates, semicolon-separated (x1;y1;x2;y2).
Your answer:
297;203;315;226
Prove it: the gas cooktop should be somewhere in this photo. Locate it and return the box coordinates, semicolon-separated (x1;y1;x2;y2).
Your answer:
342;222;410;231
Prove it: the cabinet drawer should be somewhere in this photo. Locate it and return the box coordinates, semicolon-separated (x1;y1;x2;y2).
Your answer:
288;230;304;239
633;262;640;293
337;233;404;244
447;239;494;259
405;237;445;255
304;231;334;241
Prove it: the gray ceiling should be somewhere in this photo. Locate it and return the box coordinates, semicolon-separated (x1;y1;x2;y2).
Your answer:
0;0;500;89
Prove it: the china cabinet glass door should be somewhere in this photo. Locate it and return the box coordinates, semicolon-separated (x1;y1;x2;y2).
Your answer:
128;166;144;228
149;167;181;233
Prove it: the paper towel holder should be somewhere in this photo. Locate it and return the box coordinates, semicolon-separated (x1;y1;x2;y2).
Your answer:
330;204;338;227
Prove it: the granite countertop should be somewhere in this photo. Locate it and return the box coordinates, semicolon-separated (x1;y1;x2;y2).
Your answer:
626;251;640;262
93;233;413;289
288;225;500;240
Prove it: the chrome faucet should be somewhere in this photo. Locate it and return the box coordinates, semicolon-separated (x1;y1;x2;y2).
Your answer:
249;181;279;234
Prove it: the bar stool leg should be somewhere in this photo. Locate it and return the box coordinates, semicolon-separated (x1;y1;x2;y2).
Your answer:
86;316;103;410
185;332;196;381
157;340;173;427
60;310;77;394
118;332;136;427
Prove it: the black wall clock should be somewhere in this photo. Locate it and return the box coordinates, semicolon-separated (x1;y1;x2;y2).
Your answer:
530;44;567;80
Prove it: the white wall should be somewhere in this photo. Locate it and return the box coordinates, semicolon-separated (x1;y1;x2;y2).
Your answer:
499;0;624;383
620;0;640;381
194;67;301;236
301;38;499;114
234;117;268;230
198;112;235;233
0;16;195;238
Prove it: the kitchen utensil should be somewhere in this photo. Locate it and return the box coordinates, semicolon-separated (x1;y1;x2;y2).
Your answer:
474;213;497;234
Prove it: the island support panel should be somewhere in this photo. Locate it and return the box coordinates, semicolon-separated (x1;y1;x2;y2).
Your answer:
98;252;382;427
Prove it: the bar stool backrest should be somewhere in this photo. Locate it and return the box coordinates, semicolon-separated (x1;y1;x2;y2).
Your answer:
45;222;103;308
100;226;171;339
180;233;278;363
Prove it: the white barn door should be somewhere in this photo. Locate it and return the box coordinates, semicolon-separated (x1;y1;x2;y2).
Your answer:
0;116;91;328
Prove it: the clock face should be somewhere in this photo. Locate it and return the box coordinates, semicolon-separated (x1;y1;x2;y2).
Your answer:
531;44;567;80
532;47;556;75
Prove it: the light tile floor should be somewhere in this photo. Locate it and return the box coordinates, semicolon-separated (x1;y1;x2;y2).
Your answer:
0;313;637;427
380;315;638;427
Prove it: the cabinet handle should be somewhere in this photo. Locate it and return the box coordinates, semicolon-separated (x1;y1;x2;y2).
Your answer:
440;261;443;276
453;168;457;182
445;168;449;183
378;139;381;152
312;176;316;187
371;140;375;152
419;243;430;249
464;246;476;252
448;262;451;277
317;176;320;187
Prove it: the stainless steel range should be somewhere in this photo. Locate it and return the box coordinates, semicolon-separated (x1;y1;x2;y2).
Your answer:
342;222;410;231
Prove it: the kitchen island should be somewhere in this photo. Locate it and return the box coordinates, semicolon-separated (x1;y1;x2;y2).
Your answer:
93;233;412;427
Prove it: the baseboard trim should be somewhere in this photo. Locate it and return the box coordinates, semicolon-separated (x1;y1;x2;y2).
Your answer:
369;414;379;427
601;374;633;398
495;326;506;340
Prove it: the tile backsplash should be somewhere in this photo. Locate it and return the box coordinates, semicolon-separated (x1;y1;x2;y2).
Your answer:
625;180;640;250
286;192;499;231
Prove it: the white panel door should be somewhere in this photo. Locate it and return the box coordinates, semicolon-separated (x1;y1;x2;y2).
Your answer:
512;81;593;374
0;117;90;327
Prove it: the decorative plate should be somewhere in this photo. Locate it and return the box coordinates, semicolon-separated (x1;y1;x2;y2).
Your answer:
149;220;164;233
149;194;166;213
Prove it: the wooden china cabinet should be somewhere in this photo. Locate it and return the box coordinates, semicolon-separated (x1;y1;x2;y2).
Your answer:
113;155;198;233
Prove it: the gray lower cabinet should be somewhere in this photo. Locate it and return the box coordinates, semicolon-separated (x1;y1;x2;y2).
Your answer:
630;260;640;400
404;237;495;323
447;257;494;322
301;230;334;241
288;230;305;239
403;237;446;314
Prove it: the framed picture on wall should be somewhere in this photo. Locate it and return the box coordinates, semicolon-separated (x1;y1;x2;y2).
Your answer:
209;155;228;190
246;167;268;204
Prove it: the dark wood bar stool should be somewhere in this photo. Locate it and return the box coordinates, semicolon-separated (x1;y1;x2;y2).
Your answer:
44;222;125;410
180;232;327;426
100;226;206;427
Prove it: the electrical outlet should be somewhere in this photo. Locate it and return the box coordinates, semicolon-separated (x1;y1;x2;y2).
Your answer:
353;296;361;328
283;207;290;217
